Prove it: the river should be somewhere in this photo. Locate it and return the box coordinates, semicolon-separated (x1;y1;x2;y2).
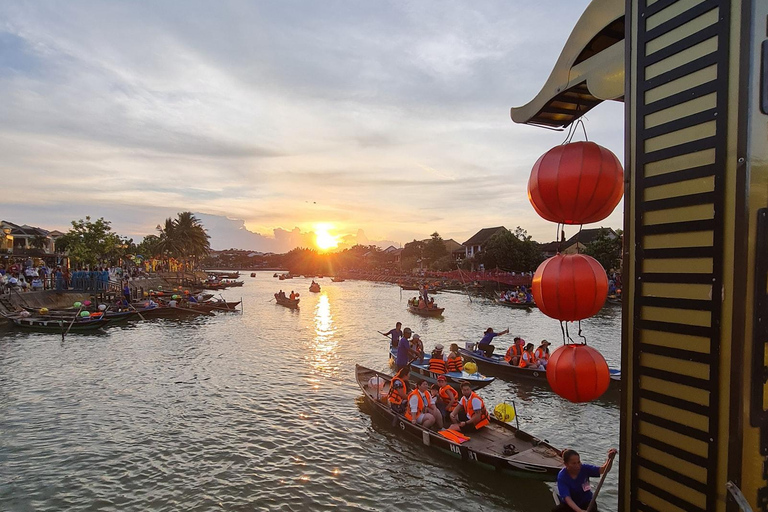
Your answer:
0;271;621;511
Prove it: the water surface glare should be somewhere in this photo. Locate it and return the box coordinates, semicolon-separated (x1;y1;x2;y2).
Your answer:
0;272;620;511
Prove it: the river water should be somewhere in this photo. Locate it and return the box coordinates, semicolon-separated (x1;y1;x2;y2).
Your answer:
0;272;621;511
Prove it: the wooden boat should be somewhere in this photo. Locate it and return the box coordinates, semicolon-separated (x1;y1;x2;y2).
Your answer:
251;273;257;277
407;304;444;317
331;277;345;282
356;365;563;480
495;299;537;309
275;294;300;309
131;304;214;319
458;347;621;389
4;313;110;332
309;283;321;293
400;284;420;291
388;349;495;390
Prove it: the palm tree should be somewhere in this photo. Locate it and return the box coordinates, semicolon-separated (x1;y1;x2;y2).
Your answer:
174;212;210;270
154;218;182;267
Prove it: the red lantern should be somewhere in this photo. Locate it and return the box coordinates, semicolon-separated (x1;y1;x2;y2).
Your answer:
528;141;623;225
547;344;610;402
532;253;608;321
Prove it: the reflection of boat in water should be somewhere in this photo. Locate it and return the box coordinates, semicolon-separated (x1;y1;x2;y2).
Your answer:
356;364;563;481
388;348;494;390
459;347;621;389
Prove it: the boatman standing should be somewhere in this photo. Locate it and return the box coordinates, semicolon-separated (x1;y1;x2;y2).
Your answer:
381;322;402;349
396;327;412;372
478;327;510;357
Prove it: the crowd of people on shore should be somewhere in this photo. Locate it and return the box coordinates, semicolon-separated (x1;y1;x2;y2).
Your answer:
0;262;151;294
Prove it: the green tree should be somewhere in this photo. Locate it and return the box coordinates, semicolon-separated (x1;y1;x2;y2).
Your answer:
57;216;123;267
423;232;448;263
174;212;211;270
583;228;623;272
479;226;544;272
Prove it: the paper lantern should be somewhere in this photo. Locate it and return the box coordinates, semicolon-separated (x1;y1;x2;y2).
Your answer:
98;304;107;311
547;344;610;402
528;141;623;225
73;301;82;308
532;254;608;321
79;311;90;317
39;307;49;314
83;300;91;306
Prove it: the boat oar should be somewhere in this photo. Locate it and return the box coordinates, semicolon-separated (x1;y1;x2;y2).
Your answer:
127;302;146;321
62;306;84;341
220;294;232;310
586;450;617;512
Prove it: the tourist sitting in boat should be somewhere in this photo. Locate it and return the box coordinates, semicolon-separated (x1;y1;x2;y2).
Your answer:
406;379;441;429
435;374;458;422
290;291;297;300
478;327;510;357
409;333;425;363
381;322;402;349
395;328;413;372
520;343;545;370
418;297;426;309
387;366;410;415
554;448;617;512
449;382;490;433
505;338;524;366
534;340;551;368
426;297;436;310
446;343;464;373
428;344;446;374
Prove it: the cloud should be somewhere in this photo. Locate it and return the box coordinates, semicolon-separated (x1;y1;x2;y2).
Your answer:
0;0;625;247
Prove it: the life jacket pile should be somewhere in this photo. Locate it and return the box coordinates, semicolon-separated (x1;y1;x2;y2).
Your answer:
460;391;490;429
405;389;432;421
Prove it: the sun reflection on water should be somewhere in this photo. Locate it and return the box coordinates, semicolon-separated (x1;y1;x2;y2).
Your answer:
310;294;338;377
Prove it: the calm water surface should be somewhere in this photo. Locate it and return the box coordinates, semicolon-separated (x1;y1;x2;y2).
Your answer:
0;272;621;511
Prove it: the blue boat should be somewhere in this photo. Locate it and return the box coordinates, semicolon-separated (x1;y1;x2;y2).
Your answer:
388;348;495;390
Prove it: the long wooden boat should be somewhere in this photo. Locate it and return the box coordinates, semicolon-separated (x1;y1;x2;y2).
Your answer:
5;314;110;332
495;299;537;309
388;348;495;390
309;284;321;293
458;347;621;389
131;304;214;319
355;365;563;480
275;294;300;309
331;277;345;282
407;304;444;317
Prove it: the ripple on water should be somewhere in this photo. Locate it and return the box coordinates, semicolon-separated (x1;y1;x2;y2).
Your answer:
0;273;620;511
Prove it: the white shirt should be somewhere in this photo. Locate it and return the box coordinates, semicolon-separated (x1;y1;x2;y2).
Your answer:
409;391;430;415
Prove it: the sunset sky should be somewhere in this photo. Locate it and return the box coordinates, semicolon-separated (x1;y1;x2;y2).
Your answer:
0;0;624;253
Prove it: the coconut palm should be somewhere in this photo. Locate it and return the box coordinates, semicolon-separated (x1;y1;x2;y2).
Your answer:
174;212;210;270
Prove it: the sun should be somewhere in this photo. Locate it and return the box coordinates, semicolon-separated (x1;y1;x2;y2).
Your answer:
314;224;339;251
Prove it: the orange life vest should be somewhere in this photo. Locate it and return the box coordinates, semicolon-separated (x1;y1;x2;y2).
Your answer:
534;347;549;361
446;356;463;372
460;391;489;429
438;385;459;412
519;351;538;368
428;357;446;374
505;344;521;363
388;377;408;405
405;389;431;421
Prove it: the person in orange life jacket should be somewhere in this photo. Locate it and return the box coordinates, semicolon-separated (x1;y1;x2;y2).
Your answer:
435;374;459;422
534;340;551;368
520;343;545;370
409;333;425;364
290;291;296;300
406;379;439;429
505;337;525;366
478;327;509;357
388;366;410;414
554;448;617;512
449;382;490;433
428;344;447;374
446;343;463;372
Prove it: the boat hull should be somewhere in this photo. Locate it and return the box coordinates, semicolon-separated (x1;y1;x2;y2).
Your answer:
388;349;494;390
407;305;444;317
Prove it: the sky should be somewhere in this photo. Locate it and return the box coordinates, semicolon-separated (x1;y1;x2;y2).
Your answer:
0;0;625;253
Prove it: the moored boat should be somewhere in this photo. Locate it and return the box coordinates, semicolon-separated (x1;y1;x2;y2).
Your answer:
331;277;345;282
495;299;537;309
458;347;621;389
355;365;563;480
4;313;110;332
275;294;300;309
388;348;494;390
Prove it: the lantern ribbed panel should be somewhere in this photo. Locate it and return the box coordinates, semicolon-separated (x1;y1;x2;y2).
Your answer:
532;253;608;321
527;141;623;225
547;344;610;402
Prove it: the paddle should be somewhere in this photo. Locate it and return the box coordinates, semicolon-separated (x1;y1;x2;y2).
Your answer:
586;450;617;512
219;294;232;310
127;301;146;321
62;306;84;341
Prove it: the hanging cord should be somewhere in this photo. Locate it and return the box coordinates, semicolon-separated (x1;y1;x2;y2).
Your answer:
561;118;590;145
577;320;588;344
